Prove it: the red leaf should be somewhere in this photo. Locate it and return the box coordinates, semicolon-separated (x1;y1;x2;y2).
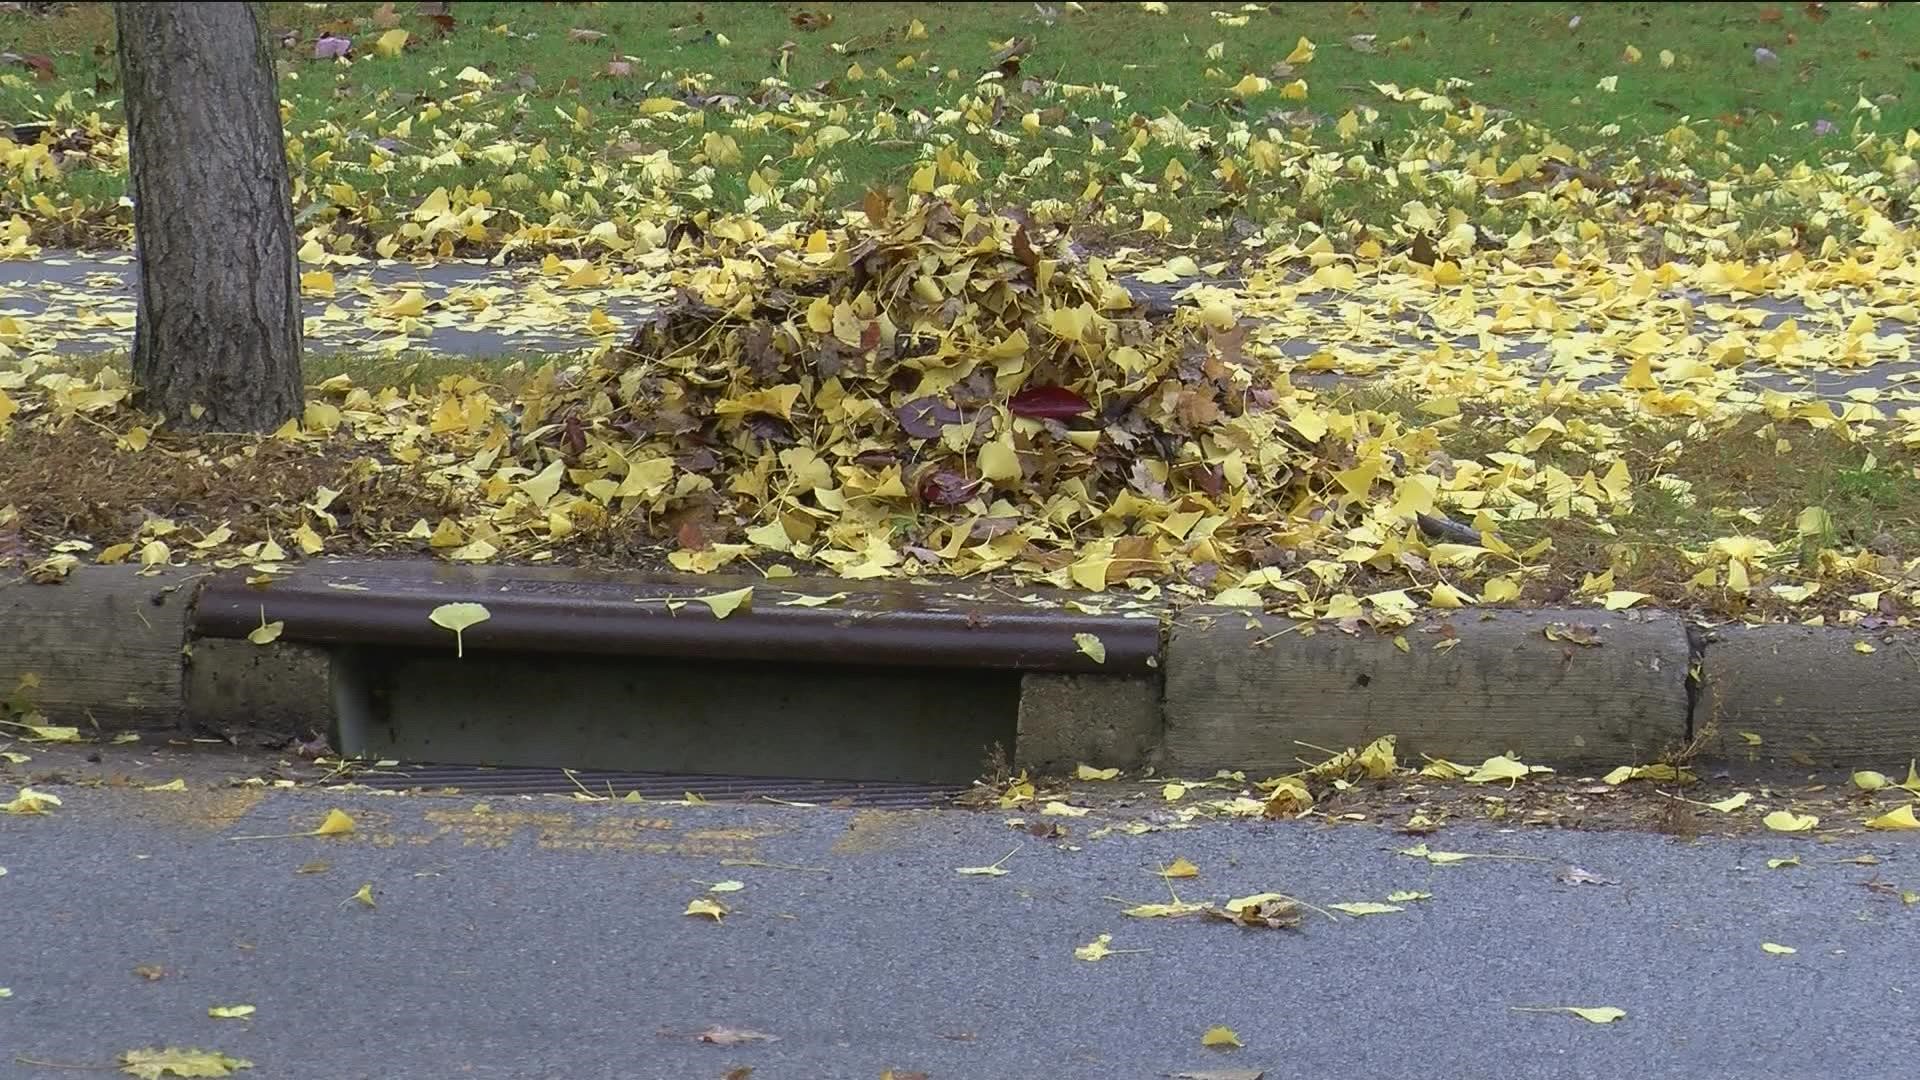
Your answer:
1008;386;1091;419
917;469;981;506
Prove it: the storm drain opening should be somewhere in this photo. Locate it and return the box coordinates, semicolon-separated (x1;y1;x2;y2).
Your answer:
348;763;967;807
330;646;1019;785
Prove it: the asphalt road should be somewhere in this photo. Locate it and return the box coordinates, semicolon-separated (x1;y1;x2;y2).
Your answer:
5;775;1917;1080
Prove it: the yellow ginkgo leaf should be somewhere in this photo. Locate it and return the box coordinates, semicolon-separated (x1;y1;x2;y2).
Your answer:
373;27;409;57
1329;901;1403;916
1707;792;1752;813
1513;1006;1627;1024
1157;857;1200;879
208;1004;256;1019
350;883;376;908
1761;942;1796;955
1854;770;1890;791
1075;763;1119;781
1763;810;1818;832
1073;633;1107;664
312;809;356;836
685;898;728;921
696;587;754;619
1;787;61;814
1865;805;1920;830
1074;933;1113;961
1201;1025;1243;1048
428;602;491;658
143;779;187;792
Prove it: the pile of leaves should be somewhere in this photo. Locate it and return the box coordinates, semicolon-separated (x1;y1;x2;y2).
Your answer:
509;198;1426;593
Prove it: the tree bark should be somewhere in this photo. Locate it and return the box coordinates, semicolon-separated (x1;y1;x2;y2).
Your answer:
116;1;302;433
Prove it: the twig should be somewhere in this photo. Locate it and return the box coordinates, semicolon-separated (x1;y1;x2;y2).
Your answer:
13;1056;111;1071
720;858;830;873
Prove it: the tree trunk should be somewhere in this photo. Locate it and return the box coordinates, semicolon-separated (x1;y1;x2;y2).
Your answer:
116;2;302;433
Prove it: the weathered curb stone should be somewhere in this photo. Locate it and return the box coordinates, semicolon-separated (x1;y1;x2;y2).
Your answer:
1015;673;1163;773
185;638;333;742
0;566;196;731
1162;607;1692;773
1698;624;1920;767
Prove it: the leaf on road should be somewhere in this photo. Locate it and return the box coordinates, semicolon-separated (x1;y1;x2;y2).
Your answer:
2;787;61;814
246;613;283;646
1386;890;1433;902
1075;763;1120;781
207;1005;255;1019
1763;810;1819;832
1123;900;1209;918
956;847;1019;876
119;1047;254;1078
1162;783;1187;801
1761;942;1797;955
707;880;746;893
428;602;491;657
143;779;187;792
1041;800;1091;817
1074;933;1114;961
229;808;355;841
1209;893;1307;929
1073;632;1107;664
1157;857;1200;879
1706;792;1752;813
1511;1005;1627;1024
1767;856;1801;869
1864;804;1920;830
685;898;729;921
1201;1026;1243;1049
1556;866;1619;886
349;883;376;908
696;1026;780;1045
1853;770;1890;791
1328;901;1403;916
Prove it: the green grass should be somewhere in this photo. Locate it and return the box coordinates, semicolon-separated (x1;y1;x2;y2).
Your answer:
0;2;1913;256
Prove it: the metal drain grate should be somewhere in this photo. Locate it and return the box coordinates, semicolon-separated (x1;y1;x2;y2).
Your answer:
346;762;969;807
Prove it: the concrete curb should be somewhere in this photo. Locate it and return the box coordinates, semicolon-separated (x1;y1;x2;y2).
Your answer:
6;565;1920;775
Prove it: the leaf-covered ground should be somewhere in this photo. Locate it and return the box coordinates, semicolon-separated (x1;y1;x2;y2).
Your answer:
0;2;1917;629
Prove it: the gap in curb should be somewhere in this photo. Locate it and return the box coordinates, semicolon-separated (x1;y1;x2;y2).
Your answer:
330;647;1018;785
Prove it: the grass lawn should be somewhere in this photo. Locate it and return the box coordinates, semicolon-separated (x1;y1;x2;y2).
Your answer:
0;2;1913;257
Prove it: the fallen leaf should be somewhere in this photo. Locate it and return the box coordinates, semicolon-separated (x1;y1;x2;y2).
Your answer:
1464;754;1551;784
1512;1006;1627;1024
1386;890;1433;902
1761;942;1797;955
295;861;330;875
2;787;60;814
207;1005;255;1020
227;808;354;841
1123;900;1209;918
427;602;491;658
1865;805;1920;830
349;883;376;908
685;897;729;921
956;847;1019;876
1158;857;1200;879
1328;901;1403;916
118;1047;254;1079
697;586;755;619
1556;866;1619;886
133;965;165;981
1074;933;1114;961
1707;792;1752;813
1073;632;1107;664
708;880;746;893
697;1026;780;1045
1768;856;1801;869
1763;810;1819;832
143;779;187;792
1041;800;1091;817
1854;770;1890;791
1201;1026;1243;1049
1075;763;1120;781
